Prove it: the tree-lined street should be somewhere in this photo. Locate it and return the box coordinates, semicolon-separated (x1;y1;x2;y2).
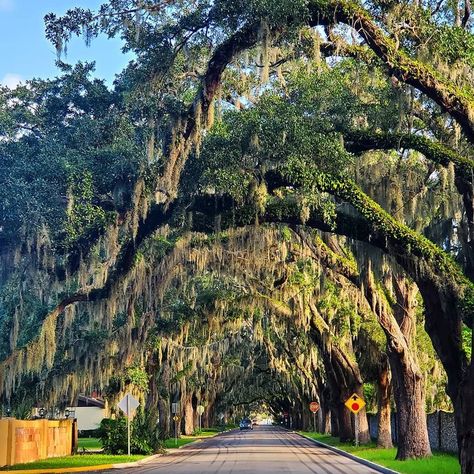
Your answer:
1;1;474;473
116;427;379;474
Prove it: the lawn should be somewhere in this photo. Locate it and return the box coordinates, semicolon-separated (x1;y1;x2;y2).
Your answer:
163;429;220;449
77;438;102;450
5;454;147;471
299;432;460;474
4;429;222;470
163;437;197;449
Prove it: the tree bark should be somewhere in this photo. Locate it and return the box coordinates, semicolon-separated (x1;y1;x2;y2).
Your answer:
331;408;339;437
366;268;431;458
458;360;474;474
390;353;431;459
337;403;353;442
318;387;332;434
158;398;171;439
184;395;194;435
377;357;393;448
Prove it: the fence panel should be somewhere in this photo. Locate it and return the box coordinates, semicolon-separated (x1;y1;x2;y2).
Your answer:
0;418;74;467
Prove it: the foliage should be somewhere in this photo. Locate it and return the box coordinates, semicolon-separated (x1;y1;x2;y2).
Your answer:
0;62;143;250
2;2;474;466
98;410;159;455
123;366;150;392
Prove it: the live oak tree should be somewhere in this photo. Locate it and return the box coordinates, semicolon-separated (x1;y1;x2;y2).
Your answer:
1;0;474;471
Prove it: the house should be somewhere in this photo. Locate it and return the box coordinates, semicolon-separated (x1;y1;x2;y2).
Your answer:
67;395;106;432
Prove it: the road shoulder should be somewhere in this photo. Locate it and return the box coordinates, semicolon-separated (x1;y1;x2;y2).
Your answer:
296;432;399;474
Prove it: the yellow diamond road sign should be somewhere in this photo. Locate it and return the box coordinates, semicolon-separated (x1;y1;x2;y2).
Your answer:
345;393;366;414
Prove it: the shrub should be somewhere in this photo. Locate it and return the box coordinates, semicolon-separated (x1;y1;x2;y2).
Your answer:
98;410;160;455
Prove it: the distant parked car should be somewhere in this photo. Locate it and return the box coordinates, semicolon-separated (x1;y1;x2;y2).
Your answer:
239;418;253;430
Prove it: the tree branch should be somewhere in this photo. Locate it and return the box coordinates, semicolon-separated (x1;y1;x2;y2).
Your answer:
310;1;474;142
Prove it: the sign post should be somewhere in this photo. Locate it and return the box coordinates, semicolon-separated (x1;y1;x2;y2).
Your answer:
197;405;205;431
172;415;181;446
309;401;320;432
172;402;180;447
117;393;140;456
344;393;366;447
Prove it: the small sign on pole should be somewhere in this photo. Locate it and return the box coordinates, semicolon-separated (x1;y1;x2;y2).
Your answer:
309;401;320;432
173;415;181;446
344;393;366;446
118;393;140;456
197;405;205;431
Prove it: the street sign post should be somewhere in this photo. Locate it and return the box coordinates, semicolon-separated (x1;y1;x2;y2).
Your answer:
118;393;140;456
309;401;320;432
344;394;366;447
197;405;205;431
173;415;181;446
171;401;181;445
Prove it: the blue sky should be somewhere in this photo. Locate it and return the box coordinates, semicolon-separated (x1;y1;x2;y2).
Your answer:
0;0;132;88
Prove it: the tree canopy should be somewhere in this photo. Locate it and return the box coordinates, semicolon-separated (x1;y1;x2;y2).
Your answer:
1;1;474;472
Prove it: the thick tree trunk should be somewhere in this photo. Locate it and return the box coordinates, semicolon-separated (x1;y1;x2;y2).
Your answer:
458;395;474;473
184;395;194;435
302;403;312;431
367;271;431;459
317;386;332;434
393;277;431;459
377;358;393;448
331;409;339;437
158;398;171;439
319;405;331;434
193;393;200;432
357;406;371;444
204;399;215;428
457;345;474;474
337;403;353;442
390;351;431;459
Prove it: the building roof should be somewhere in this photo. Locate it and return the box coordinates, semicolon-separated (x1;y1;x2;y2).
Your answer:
77;395;105;408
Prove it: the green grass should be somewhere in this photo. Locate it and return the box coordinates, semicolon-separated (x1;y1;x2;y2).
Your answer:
163;429;220;449
77;438;102;450
163;437;197;449
6;429;222;470
299;432;460;474
194;429;223;436
6;454;147;470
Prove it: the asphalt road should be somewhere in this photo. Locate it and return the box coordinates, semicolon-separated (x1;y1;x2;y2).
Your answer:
120;426;381;474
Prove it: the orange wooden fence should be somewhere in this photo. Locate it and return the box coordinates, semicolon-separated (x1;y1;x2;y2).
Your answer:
0;418;76;467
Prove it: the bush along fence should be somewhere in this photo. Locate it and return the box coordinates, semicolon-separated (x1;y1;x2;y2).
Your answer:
367;411;458;453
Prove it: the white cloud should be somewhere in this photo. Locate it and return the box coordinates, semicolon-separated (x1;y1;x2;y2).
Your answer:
1;73;23;89
0;0;13;11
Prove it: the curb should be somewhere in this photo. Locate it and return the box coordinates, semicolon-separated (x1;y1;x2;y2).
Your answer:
296;433;399;474
0;465;116;474
111;453;163;469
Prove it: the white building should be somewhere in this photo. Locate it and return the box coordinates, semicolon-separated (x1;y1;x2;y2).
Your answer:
67;395;106;432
